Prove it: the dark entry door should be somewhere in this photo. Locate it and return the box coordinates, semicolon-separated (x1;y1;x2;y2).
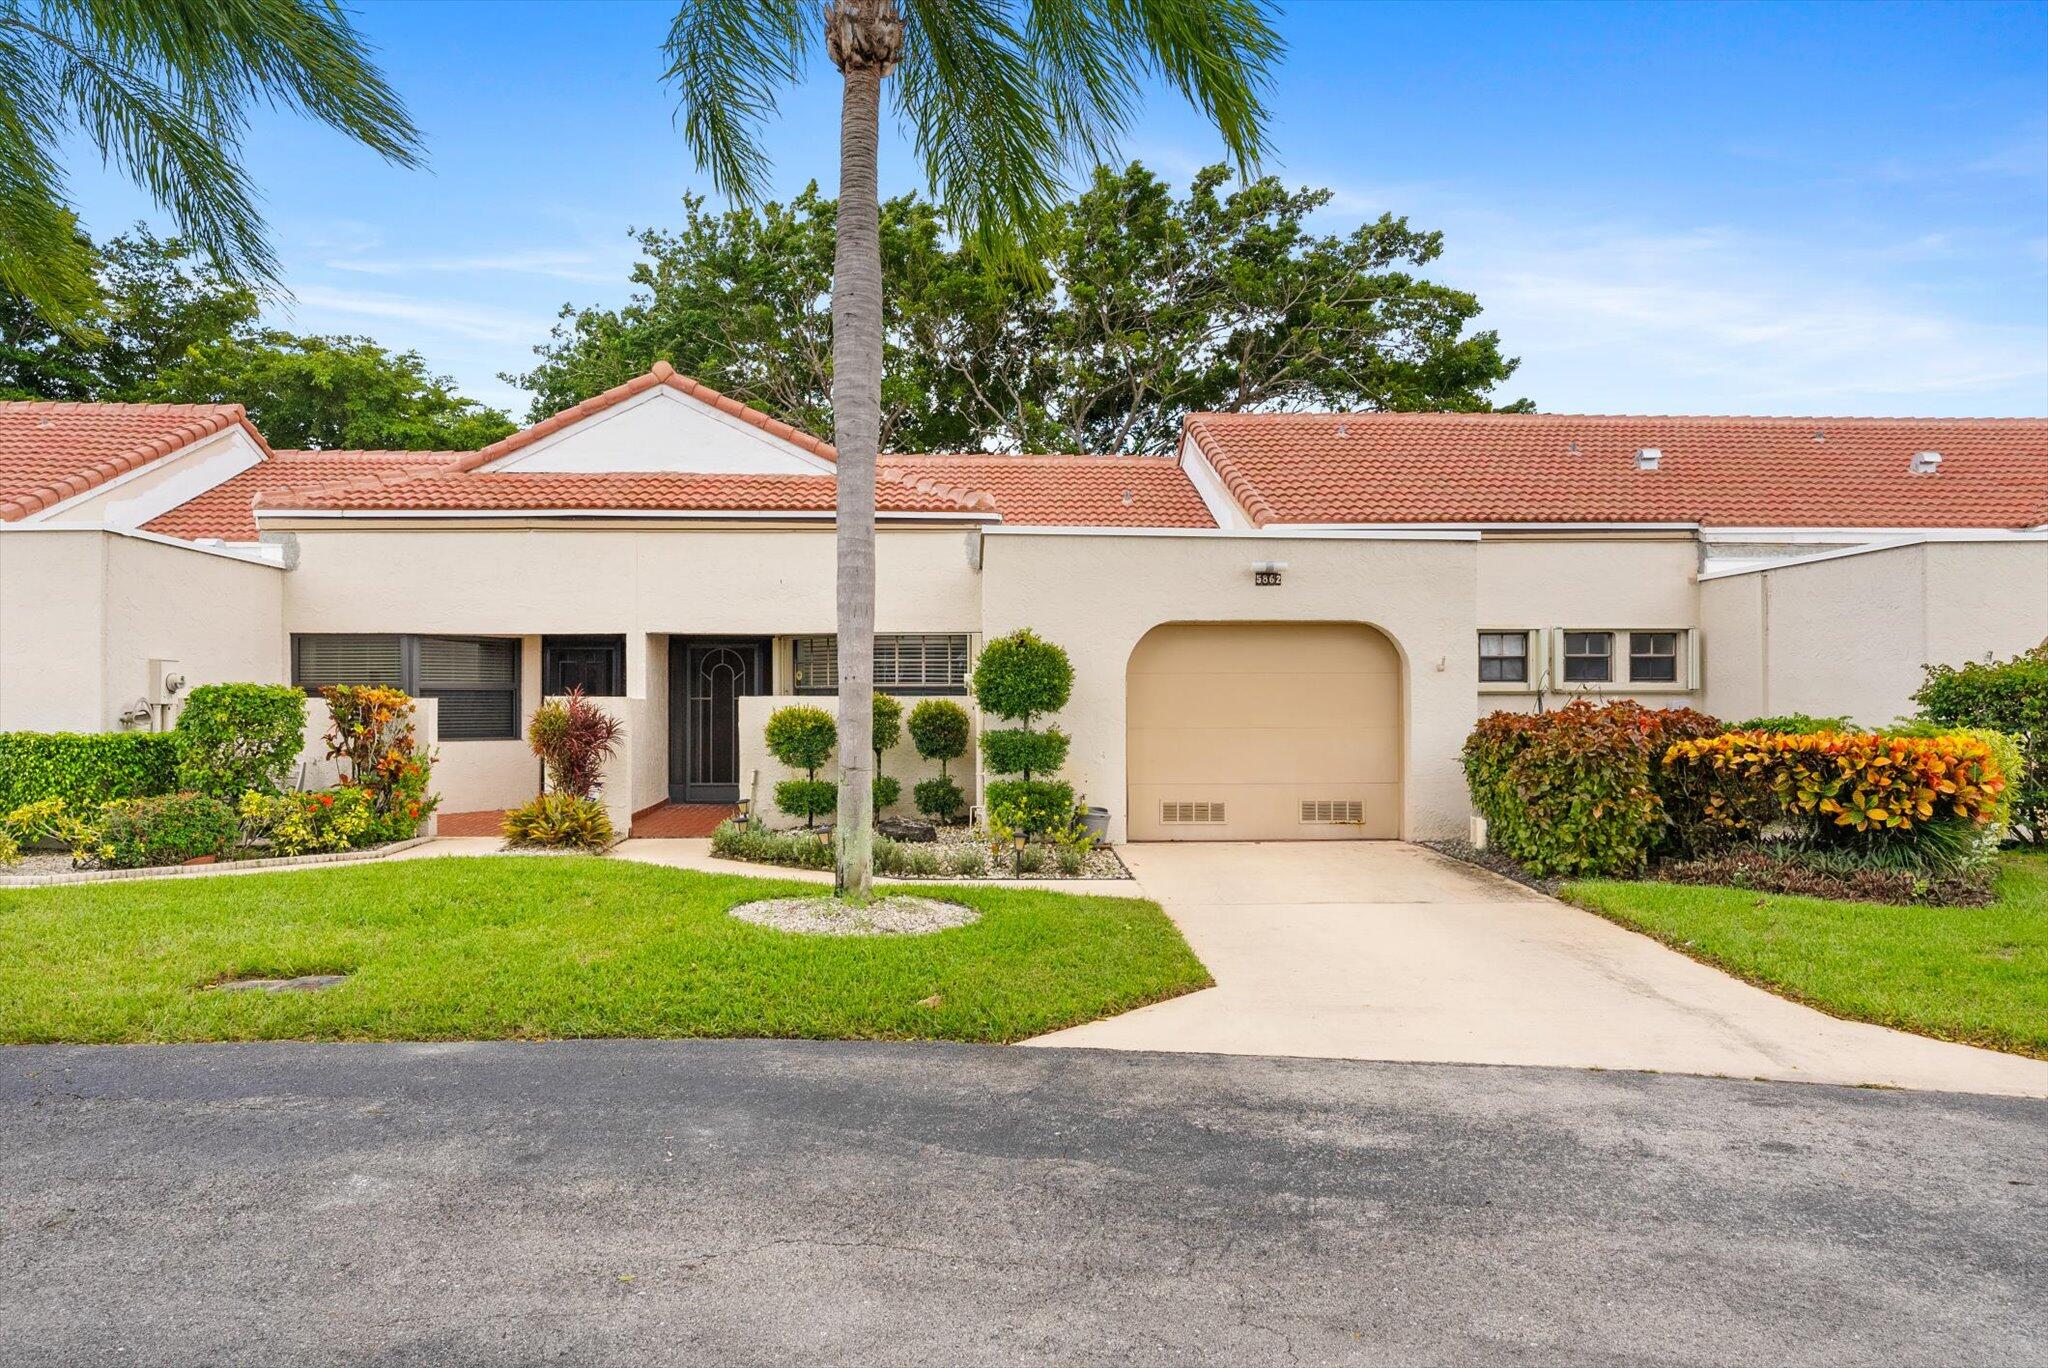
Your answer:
670;638;767;802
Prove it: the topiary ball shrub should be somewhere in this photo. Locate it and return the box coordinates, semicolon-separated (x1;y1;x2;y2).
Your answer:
985;779;1076;840
173;683;308;800
92;792;238;868
972;629;1073;726
979;726;1069;778
774;778;837;826
913;775;966;823
765;705;837;827
873;775;902;812
908;698;970;766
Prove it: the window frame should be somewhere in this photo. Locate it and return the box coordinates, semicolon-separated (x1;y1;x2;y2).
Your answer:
1547;627;1696;693
291;632;523;741
542;634;626;697
790;633;973;696
1476;628;1537;692
1560;630;1615;685
1627;630;1681;685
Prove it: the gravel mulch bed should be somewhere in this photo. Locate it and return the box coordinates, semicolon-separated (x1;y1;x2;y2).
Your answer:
914;828;1130;880
1418;839;1564;897
729;894;981;937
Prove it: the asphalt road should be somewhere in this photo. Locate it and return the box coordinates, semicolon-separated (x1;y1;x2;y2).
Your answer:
2;1041;2042;1367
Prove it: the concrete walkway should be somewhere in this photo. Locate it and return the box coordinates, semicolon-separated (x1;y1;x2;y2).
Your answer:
1028;842;2048;1098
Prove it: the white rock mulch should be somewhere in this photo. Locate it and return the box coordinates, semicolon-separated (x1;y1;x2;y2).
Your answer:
729;894;980;937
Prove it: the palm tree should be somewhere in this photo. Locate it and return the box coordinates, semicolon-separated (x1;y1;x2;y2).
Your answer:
0;0;422;331
665;0;1280;900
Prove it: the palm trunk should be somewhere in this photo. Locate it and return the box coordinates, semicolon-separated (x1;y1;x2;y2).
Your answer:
830;53;884;901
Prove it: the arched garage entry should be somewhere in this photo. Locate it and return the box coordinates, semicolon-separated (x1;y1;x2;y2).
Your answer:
1126;622;1403;841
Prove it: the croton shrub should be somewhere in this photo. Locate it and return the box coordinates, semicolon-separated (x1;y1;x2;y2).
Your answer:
320;685;437;842
1663;729;2005;868
1461;701;1725;877
1913;642;2047;844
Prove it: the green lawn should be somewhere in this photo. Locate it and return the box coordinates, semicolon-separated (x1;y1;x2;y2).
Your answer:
0;857;1209;1045
1566;853;2048;1059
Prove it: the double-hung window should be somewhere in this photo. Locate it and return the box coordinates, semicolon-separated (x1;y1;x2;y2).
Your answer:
792;633;971;695
1628;631;1681;684
1478;632;1530;684
1562;631;1613;684
292;634;520;740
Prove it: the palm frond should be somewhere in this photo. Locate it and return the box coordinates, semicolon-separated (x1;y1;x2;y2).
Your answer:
897;0;1065;255
662;0;812;204
0;0;422;331
1102;0;1281;173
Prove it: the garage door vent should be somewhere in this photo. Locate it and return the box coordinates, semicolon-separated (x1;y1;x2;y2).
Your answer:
1160;801;1227;825
1300;799;1364;825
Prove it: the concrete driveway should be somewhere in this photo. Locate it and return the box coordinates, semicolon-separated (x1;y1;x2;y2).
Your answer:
1030;842;2048;1097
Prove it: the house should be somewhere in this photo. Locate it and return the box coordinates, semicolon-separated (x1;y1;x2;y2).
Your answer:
3;368;2044;843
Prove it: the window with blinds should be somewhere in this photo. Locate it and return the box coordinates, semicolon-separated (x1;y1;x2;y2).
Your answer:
291;634;520;740
792;634;970;695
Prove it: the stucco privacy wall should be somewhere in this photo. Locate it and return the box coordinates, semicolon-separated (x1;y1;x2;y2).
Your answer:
0;529;284;731
978;530;1480;842
738;692;979;826
277;525;983;813
1700;538;2048;726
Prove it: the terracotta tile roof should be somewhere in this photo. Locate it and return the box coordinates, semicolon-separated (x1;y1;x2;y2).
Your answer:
452;360;837;471
881;454;1215;527
143;449;454;541
0;400;272;521
1184;412;2048;529
256;469;995;517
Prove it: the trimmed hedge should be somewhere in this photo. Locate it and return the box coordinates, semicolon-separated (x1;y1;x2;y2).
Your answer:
0;731;180;811
1462;702;1724;877
92;792;238;869
173;683;307;800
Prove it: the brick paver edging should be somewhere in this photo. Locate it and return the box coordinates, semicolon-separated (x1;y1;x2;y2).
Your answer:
0;837;435;888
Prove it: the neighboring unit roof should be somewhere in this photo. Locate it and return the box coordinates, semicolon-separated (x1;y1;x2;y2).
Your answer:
143;449;454;541
255;469;995;517
1183;412;2048;529
0;400;271;522
452;360;837;471
882;453;1215;527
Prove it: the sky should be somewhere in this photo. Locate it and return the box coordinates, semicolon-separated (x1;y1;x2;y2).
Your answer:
59;0;2048;422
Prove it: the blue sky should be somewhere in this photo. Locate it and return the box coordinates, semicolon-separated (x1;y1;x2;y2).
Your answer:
61;0;2048;421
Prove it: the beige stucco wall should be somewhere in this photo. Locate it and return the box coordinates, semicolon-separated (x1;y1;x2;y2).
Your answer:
1475;533;1705;713
737;692;979;828
0;529;284;732
978;530;1481;842
1700;538;2048;727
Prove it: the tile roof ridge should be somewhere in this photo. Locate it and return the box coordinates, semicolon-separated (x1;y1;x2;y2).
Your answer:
252;461;460;508
1180;417;1277;528
447;361;838;474
890;451;1175;464
877;465;999;512
0;404;273;522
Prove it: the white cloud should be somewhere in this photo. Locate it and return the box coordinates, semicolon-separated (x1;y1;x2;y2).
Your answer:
277;285;552;347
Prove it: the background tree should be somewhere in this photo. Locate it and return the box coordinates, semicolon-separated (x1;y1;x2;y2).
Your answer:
0;226;256;400
152;331;515;450
2;226;514;449
514;163;1524;455
1;0;421;333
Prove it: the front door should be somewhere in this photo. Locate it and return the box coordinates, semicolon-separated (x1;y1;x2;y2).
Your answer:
670;638;767;803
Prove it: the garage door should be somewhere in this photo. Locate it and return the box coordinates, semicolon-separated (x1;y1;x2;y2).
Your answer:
1126;622;1401;841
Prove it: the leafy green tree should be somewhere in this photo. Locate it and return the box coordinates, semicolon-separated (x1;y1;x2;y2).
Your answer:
0;226;257;400
665;0;1280;899
152;332;516;451
515;163;1524;455
0;0;421;333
